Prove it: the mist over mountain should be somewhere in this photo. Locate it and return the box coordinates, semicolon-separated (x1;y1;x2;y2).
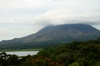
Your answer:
0;24;100;49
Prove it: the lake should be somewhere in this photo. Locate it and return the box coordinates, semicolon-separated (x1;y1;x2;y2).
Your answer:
6;51;39;56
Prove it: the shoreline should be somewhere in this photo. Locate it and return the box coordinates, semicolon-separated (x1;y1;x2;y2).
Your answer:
0;48;42;52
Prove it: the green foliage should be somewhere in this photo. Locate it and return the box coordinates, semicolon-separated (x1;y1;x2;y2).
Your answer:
0;52;18;66
0;38;100;66
18;38;100;66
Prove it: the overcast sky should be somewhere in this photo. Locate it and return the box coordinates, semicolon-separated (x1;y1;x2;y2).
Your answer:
0;0;100;41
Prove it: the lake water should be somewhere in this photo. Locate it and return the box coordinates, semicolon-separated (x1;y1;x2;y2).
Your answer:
6;51;39;56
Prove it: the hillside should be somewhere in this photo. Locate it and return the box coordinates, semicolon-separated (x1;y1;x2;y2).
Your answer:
0;24;100;49
0;38;100;66
19;38;100;66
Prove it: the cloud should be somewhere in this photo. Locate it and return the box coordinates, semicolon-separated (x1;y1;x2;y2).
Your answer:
0;0;51;9
33;9;100;26
0;0;100;40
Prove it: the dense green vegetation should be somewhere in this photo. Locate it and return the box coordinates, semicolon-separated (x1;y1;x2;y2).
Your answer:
0;38;100;66
0;52;19;66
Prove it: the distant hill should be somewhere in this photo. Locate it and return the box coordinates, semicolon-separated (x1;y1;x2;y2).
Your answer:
0;24;100;49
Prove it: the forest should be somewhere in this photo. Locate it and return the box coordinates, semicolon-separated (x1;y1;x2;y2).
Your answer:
0;38;100;66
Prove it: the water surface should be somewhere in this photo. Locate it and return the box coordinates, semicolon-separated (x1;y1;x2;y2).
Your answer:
6;51;39;56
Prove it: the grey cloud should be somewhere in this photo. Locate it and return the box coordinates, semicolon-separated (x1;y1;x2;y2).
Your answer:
83;22;100;25
0;0;100;40
33;9;100;26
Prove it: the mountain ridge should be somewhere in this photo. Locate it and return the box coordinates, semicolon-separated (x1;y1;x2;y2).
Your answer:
0;24;100;49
